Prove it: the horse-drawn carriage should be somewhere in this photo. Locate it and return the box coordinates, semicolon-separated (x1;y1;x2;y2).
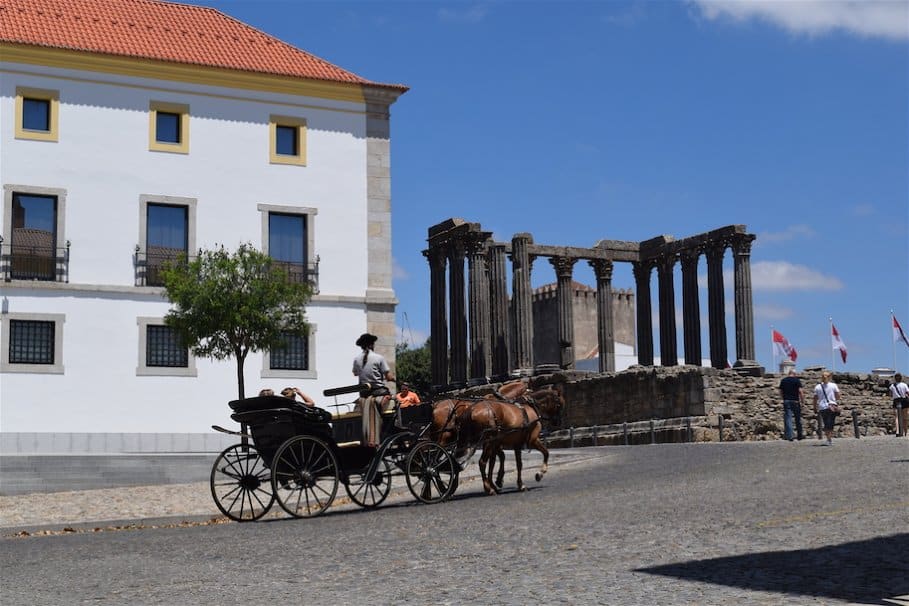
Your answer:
209;385;458;522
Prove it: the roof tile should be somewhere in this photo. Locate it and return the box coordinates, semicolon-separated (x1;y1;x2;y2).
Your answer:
0;0;407;90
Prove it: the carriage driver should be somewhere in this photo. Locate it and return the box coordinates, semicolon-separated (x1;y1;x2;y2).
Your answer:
352;333;395;447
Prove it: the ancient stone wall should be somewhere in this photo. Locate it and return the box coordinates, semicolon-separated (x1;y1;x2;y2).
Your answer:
463;367;901;445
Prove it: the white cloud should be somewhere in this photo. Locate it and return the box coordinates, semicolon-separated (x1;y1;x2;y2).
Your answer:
697;260;844;291
392;258;409;280
749;260;844;291
438;4;489;24
691;0;909;41
754;303;795;321
396;325;429;348
852;203;875;216
757;224;816;243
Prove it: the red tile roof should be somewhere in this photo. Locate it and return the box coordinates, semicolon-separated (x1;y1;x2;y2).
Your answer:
0;0;407;91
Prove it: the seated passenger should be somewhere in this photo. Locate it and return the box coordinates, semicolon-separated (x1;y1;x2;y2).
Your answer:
395;382;421;408
258;388;275;397
281;386;316;408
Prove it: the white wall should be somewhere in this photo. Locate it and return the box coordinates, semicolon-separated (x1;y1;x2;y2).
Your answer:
0;61;382;439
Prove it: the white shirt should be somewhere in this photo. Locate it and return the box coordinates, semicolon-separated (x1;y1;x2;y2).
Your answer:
890;381;909;399
814;382;840;410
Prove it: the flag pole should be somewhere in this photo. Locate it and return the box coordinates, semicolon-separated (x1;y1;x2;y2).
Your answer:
829;316;835;371
770;325;776;370
893;310;897;372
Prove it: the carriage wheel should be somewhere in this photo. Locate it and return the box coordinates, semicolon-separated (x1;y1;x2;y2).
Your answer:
344;458;392;509
271;435;339;518
405;441;458;504
210;443;275;522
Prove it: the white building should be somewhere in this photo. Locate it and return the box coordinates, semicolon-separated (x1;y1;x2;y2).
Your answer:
0;0;406;453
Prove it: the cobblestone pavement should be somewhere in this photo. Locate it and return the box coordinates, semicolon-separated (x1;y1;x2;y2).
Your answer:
1;437;907;606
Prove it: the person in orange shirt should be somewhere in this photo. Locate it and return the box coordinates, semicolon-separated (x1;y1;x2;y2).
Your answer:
395;382;421;408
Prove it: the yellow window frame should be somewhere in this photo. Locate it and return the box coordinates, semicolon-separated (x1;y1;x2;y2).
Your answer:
269;115;307;166
149;101;190;154
15;87;60;142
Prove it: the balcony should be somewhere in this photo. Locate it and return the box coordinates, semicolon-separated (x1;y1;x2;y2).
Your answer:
134;247;189;287
0;237;70;282
134;248;319;293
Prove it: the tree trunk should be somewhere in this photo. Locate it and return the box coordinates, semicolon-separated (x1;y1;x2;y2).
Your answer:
236;349;248;446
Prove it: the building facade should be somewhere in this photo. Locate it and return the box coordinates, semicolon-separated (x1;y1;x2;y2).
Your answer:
0;0;406;452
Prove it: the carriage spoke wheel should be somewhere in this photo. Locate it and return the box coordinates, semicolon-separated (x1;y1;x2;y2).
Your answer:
271;436;339;518
210;443;274;522
405;441;458;504
345;458;392;509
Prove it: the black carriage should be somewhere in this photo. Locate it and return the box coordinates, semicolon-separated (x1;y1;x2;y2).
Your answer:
209;385;458;522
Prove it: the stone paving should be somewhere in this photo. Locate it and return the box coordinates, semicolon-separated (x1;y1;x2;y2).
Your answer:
1;437;907;606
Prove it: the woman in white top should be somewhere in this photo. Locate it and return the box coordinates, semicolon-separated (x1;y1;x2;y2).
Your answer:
889;373;909;437
812;371;840;445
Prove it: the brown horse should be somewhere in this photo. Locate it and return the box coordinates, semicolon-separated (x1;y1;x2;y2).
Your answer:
456;385;564;495
428;380;529;480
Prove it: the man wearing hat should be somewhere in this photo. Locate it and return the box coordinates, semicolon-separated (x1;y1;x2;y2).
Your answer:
352;333;395;447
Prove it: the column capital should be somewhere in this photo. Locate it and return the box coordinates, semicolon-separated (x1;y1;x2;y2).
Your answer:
705;243;726;263
589;258;614;281
657;252;677;273
549;256;577;279
732;233;756;256
632;259;654;282
423;246;448;269
447;239;467;262
679;247;700;270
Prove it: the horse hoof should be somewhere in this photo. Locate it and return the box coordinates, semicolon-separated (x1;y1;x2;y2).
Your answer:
535;473;543;482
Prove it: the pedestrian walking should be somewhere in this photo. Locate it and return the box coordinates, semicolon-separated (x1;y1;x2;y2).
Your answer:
779;369;805;441
889;372;909;437
812;371;840;446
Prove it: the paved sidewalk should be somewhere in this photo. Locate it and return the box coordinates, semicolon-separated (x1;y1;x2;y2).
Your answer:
0;447;600;533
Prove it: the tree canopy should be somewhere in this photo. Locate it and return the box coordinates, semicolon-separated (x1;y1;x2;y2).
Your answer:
395;339;431;398
162;243;313;399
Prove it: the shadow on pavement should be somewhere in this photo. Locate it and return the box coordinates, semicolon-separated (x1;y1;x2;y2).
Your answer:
636;533;909;605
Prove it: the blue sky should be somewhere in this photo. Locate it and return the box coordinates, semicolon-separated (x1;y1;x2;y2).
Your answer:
186;0;908;374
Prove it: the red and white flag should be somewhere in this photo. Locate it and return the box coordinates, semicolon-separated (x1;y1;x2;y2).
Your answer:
772;329;798;362
894;315;909;348
831;323;847;363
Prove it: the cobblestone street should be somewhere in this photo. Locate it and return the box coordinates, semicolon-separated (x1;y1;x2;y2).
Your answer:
2;437;907;605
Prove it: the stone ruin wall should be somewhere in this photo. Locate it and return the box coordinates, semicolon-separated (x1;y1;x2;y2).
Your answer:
464;367;901;446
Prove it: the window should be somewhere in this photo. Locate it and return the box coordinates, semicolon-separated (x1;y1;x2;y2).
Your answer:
262;325;316;379
269;213;308;284
270;331;309;371
1;312;65;374
149;101;189;153
258;204;318;290
2;185;67;282
269;115;307;165
138;195;196;287
137;317;196;376
15;87;59;142
146;325;188;368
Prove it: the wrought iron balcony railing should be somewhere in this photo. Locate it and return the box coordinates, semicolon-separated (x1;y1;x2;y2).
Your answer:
0;238;71;282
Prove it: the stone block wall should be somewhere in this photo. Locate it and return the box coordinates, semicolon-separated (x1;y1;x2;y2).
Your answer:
467;366;902;444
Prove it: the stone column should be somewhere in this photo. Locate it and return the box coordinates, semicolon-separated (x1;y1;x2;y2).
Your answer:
633;260;654;366
488;243;510;380
679;249;702;366
466;235;491;381
426;246;449;388
510;233;534;375
733;233;757;365
590;259;615;372
706;243;728;369
657;254;678;367
550;256;578;369
448;240;468;387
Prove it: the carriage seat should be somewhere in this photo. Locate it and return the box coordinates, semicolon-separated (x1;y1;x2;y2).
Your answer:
229;395;332;424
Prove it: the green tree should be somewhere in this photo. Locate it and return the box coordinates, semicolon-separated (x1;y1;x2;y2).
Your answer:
161;243;313;400
395;339;431;398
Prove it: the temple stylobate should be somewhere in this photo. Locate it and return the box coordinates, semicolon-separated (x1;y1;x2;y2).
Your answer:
424;218;759;390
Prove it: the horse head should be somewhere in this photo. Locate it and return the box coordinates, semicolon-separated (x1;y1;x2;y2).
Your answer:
523;385;564;428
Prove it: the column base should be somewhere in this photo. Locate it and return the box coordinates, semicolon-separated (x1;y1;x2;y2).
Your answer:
732;360;764;376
